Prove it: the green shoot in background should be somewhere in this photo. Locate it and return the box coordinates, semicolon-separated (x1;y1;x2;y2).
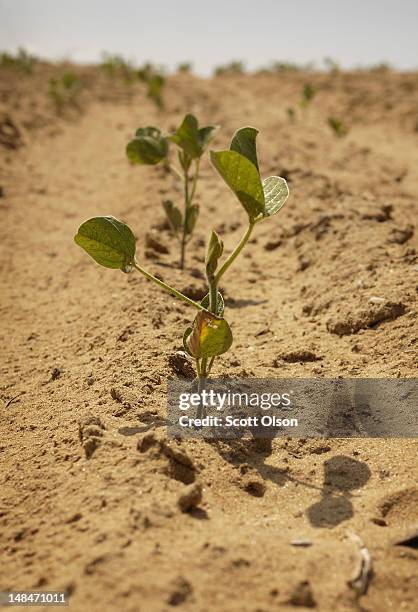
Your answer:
100;53;136;83
137;63;166;109
327;116;349;138
48;73;82;113
75;126;289;383
300;82;316;107
0;47;36;74
126;114;218;269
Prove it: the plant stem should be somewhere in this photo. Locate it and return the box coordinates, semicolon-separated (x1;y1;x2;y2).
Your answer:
133;262;203;311
189;158;200;204
179;164;190;269
180;158;200;269
214;222;255;284
207;356;216;375
208;276;218;313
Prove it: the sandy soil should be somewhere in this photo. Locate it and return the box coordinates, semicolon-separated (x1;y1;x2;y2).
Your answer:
0;64;417;611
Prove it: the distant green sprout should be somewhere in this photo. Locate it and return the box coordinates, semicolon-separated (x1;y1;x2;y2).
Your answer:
300;83;316;108
48;73;82;113
75;127;289;382
100;53;135;82
327;117;349;138
126;114;218;269
137;63;166;109
178;62;193;73
214;61;245;76
287;107;296;122
370;62;391;73
0;47;36;74
323;56;340;75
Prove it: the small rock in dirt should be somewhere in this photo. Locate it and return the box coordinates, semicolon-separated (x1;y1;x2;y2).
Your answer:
275;350;322;364
287;581;317;608
370;517;387;527
369;296;386;304
177;482;202;513
242;476;266;497
167;576;193;606
50;366;62;381
145;232;169;254
78;414;105;459
264;236;283;251
290;539;313;547
297;256;311;272
358;203;392;222
168;351;195;379
388;224;414;245
65;512;82;524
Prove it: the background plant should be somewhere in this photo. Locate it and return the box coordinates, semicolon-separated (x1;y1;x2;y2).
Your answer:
177;62;193;73
0;47;36;74
327;116;349;138
100;53;136;83
75;126;289;384
137;63;166;109
300;82;316;107
214;61;245;76
48;72;82;113
126;114;218;269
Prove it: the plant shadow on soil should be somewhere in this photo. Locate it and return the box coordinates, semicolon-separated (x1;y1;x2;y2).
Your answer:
306;455;371;528
213;439;371;528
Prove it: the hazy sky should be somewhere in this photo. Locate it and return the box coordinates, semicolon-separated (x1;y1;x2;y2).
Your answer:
1;0;417;74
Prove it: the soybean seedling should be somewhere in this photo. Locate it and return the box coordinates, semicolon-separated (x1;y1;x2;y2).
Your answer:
100;53;135;83
327;117;349;138
214;61;245;76
126;114;218;269
300;82;316;108
48;73;82;113
75;127;289;384
137;63;166;109
287;107;296;122
177;62;193;73
0;47;36;74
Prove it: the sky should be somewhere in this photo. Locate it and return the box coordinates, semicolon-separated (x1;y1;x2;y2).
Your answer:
0;0;417;74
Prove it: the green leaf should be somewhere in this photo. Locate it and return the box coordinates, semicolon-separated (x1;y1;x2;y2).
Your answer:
230;127;259;172
147;74;165;109
162;200;182;232
169;114;217;159
185;204;199;235
198;125;217;151
205;229;223;276
74;216;136;272
262;176;289;218
178;150;192;172
200;291;225;317
210;150;265;221
126;126;168;165
187;311;233;358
